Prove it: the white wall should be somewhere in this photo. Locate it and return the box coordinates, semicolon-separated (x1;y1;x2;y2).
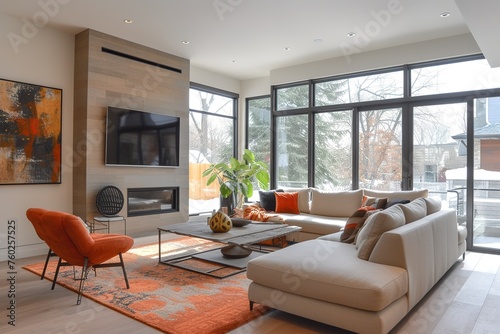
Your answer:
270;34;481;85
190;66;240;93
0;13;75;260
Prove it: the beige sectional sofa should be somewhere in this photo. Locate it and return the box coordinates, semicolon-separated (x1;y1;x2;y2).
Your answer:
270;188;430;241
247;190;467;334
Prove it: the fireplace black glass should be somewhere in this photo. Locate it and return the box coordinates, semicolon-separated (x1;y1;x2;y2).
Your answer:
127;187;179;217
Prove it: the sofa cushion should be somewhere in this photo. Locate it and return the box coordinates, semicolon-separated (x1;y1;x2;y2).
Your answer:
364;188;428;202
247;240;408;312
424;197;442;215
297;188;311;213
258;189;283;211
400;198;427;223
275;192;300;214
356;205;405;260
310;189;363;217
278;213;346;235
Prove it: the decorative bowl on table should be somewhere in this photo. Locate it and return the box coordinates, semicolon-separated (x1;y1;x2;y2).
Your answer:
230;218;251;227
221;244;252;258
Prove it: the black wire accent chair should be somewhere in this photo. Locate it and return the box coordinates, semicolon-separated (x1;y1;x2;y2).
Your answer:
92;185;127;234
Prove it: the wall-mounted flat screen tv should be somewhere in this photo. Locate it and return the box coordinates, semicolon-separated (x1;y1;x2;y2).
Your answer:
105;106;180;167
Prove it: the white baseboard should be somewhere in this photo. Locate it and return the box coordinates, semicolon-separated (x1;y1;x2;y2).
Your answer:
0;242;48;262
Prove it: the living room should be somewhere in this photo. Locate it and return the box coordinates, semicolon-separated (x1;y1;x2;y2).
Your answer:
1;1;500;333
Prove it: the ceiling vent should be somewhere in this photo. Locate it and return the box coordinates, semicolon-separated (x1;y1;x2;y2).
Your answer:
101;47;182;74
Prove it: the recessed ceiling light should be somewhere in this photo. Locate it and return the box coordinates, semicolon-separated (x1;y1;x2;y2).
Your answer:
347;32;356;37
181;40;190;45
283;47;291;51
123;19;133;24
440;12;451;18
313;38;324;44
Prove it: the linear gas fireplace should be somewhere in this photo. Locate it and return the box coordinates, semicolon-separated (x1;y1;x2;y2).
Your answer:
127;187;179;217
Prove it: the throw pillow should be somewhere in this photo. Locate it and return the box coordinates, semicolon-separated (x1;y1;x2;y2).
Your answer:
356;205;405;260
281;187;311;213
340;209;380;244
259;189;284;211
275;192;300;214
361;196;388;210
399;198;427;224
384;199;410;209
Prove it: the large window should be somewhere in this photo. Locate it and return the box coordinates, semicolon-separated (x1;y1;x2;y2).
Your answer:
270;54;500;254
359;108;402;190
315;70;403;106
246;96;271;201
314;111;352;190
276;114;308;188
411;58;500;96
246;96;271;165
276;84;309;111
189;84;237;214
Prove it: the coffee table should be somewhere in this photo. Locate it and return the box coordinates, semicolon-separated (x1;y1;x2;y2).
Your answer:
158;221;301;278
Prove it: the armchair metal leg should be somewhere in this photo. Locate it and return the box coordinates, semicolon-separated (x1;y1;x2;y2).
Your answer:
52;257;63;290
41;248;53;280
77;258;90;305
119;253;130;289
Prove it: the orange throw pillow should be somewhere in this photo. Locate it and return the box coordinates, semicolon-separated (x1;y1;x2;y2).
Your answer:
275;192;300;214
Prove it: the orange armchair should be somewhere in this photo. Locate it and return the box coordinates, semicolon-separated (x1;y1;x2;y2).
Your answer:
26;208;56;280
26;208;134;305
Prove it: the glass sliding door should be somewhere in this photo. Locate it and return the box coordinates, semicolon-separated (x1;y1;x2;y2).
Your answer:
413;103;468;222
359;108;402;190
472;97;500;250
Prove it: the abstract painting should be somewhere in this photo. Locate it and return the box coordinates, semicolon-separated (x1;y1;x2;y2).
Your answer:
0;78;62;184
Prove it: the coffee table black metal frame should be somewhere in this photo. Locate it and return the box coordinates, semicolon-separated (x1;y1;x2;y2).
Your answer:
158;222;301;278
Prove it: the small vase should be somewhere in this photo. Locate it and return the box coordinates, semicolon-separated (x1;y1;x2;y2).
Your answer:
209;210;232;233
220;193;236;216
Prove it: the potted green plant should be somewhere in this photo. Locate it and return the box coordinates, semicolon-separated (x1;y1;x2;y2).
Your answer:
202;149;270;212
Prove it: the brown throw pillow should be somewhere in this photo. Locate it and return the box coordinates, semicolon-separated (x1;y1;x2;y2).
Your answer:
361;196;388;210
340;209;379;244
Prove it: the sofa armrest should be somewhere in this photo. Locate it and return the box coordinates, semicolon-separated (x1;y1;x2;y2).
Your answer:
368;208;460;310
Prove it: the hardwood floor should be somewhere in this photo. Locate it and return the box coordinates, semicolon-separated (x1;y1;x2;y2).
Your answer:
1;236;499;334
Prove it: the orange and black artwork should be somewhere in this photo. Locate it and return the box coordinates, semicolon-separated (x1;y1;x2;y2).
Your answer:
0;78;62;184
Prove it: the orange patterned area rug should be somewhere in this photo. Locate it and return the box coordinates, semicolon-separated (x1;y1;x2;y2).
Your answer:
23;237;269;334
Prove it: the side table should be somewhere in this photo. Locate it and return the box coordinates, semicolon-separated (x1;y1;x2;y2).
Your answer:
91;216;127;234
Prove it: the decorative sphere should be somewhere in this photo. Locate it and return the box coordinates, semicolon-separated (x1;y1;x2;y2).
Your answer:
209;210;232;233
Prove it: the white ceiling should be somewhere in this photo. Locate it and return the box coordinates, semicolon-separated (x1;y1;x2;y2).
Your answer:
0;0;495;80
